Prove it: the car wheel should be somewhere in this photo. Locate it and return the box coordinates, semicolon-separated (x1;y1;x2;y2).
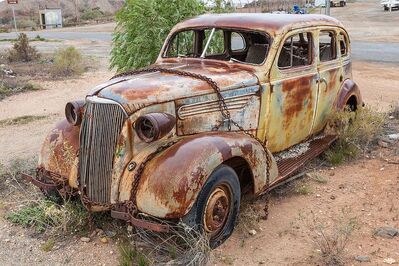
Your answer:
182;165;240;249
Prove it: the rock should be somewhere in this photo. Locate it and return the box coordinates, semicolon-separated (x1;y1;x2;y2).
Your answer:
80;237;91;243
330;195;336;200
383;258;396;264
249;229;257;236
89;231;97;238
388;133;399;141
316;194;321;198
374;227;399;239
355;256;371;262
100;237;108;244
259;261;266;264
105;230;116;238
127;225;133;232
378;140;389;148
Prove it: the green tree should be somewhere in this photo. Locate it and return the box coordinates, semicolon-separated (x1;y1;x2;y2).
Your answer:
110;0;206;71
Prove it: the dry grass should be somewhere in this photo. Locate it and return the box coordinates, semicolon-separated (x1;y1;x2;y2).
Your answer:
325;106;386;165
0;115;48;127
307;211;357;266
0;80;41;100
125;219;211;265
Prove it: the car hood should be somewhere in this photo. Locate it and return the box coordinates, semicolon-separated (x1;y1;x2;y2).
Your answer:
92;60;259;114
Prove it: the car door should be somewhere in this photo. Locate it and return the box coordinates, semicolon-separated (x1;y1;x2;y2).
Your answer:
311;28;343;133
265;29;318;153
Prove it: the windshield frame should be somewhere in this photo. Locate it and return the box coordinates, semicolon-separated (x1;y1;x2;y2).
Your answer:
161;27;272;66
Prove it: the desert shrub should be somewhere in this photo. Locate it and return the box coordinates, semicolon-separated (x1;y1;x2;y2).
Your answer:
81;8;104;21
52;46;84;76
16;19;37;30
325;106;386;165
7;33;40;62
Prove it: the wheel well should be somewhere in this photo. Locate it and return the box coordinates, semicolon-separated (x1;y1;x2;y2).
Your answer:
223;157;254;196
346;95;357;111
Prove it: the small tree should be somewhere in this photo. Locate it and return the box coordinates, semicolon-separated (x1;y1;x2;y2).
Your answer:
8;33;39;62
110;0;206;72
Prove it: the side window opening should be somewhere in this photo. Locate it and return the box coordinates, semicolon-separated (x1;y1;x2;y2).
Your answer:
339;32;348;57
319;30;337;62
231;32;246;51
166;30;195;57
164;28;270;65
203;29;225;56
278;32;313;69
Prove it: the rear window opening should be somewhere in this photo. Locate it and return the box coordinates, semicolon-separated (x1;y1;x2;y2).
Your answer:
164;28;271;65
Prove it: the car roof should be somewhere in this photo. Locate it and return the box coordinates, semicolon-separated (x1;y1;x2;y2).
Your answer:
173;13;344;36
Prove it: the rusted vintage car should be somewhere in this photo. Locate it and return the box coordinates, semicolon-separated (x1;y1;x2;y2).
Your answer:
24;14;362;247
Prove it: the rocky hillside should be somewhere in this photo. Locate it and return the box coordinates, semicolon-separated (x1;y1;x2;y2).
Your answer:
0;0;124;20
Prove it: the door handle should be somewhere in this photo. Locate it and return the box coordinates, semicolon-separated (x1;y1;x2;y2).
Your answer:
316;77;327;84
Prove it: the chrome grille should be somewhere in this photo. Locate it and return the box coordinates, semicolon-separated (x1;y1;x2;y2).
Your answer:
79;98;126;204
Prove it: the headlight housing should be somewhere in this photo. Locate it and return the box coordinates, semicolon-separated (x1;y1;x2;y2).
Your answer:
65;100;85;126
135;112;176;143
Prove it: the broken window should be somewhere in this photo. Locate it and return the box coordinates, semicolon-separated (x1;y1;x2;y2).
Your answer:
278;32;313;69
339;32;348;57
319;31;337;62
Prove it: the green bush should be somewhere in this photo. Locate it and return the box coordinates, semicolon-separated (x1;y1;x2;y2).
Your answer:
52;46;84;76
7;33;39;62
6;200;88;233
110;0;233;72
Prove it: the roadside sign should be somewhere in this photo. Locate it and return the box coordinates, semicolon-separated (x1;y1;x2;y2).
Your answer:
7;0;19;4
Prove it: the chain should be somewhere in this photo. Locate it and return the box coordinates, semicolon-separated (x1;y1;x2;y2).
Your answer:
113;67;273;220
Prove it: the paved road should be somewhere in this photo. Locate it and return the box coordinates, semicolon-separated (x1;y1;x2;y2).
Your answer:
1;31;399;64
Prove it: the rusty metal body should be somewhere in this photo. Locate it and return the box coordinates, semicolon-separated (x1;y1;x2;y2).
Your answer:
31;14;362;228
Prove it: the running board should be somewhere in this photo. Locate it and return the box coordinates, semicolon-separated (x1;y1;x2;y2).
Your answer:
271;135;337;188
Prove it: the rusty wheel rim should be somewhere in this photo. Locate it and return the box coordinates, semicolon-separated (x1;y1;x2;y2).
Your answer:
203;184;231;236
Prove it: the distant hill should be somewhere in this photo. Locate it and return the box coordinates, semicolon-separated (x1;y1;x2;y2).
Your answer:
0;0;124;25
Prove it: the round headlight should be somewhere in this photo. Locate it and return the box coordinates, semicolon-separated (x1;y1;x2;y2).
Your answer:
65;100;85;126
135;112;176;143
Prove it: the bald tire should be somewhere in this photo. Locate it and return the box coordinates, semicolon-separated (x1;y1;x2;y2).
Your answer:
182;165;241;249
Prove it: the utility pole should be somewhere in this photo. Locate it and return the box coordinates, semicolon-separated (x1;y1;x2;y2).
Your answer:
325;0;331;15
7;0;19;34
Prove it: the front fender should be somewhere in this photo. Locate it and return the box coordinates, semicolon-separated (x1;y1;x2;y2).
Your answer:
39;119;79;186
133;132;278;219
335;79;363;110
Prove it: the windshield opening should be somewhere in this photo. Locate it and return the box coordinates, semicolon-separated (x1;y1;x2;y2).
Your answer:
164;28;270;65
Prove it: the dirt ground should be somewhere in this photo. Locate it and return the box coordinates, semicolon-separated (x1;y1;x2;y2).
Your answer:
1;1;399;265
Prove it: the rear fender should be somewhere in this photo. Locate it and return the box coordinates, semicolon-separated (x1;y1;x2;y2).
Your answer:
335;79;363;110
131;132;278;219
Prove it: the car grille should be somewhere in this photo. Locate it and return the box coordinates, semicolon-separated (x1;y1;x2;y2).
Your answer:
79;98;126;204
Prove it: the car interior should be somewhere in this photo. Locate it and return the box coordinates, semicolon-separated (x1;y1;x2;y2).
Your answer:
165;28;271;65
